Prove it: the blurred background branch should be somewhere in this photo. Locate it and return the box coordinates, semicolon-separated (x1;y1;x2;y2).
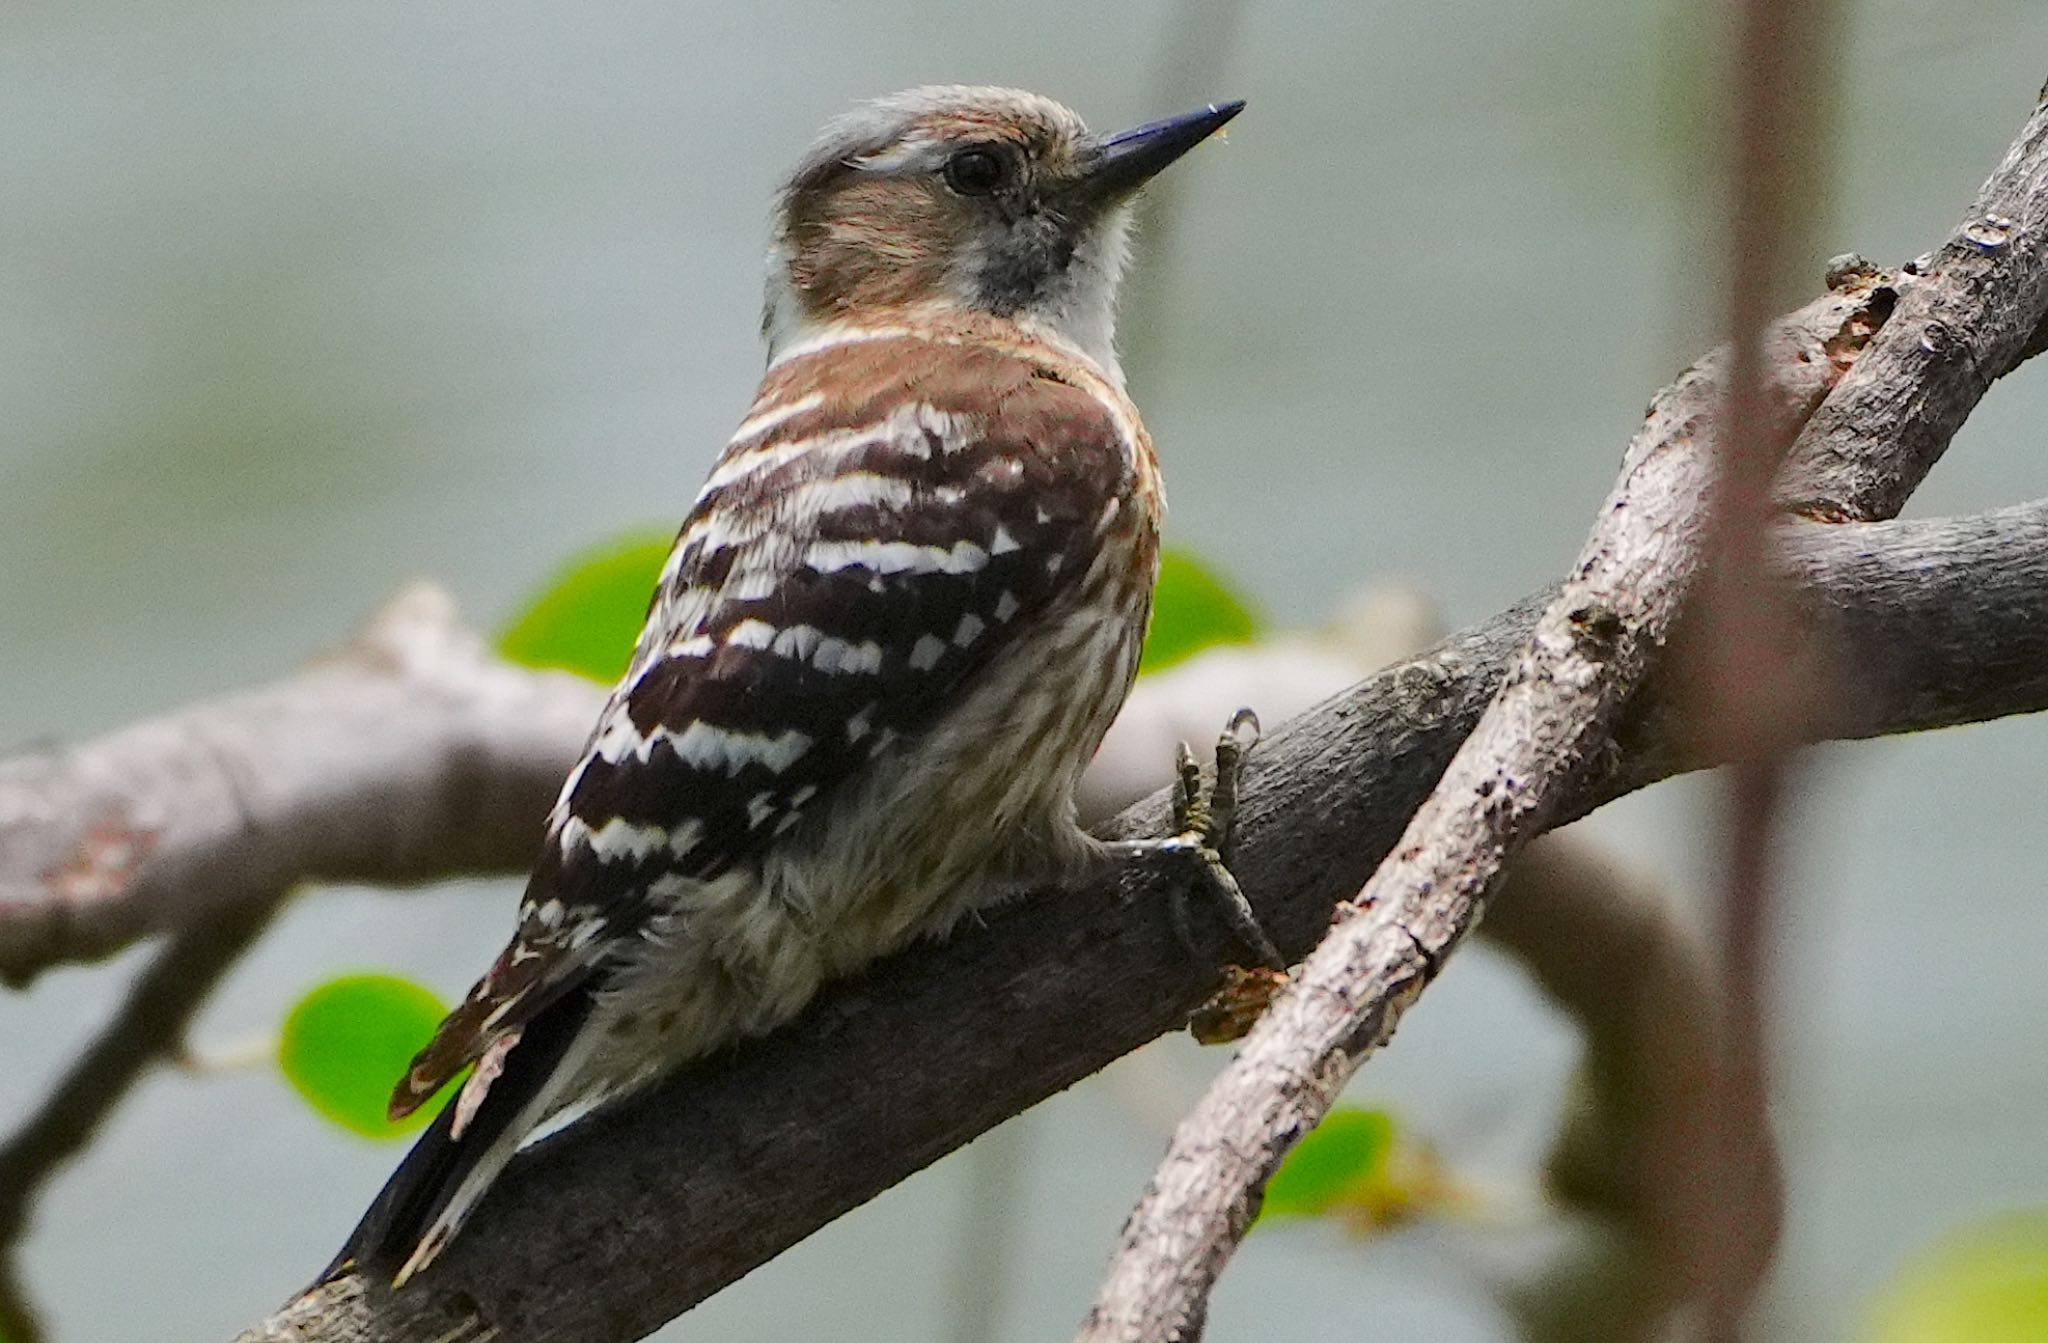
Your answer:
1485;832;1728;1343
0;901;275;1342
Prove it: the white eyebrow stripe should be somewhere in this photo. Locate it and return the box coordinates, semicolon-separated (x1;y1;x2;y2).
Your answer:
803;537;990;576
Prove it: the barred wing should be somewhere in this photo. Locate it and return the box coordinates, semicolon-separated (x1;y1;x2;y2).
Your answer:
393;337;1148;1112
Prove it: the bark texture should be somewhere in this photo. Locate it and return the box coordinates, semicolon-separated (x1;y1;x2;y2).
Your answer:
0;585;603;988
1075;276;1883;1342
1775;92;2048;520
236;497;2048;1343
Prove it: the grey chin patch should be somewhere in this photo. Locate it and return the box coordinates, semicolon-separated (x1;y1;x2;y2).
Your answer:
968;214;1078;316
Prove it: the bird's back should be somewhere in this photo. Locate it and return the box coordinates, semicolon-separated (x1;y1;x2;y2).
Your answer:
563;323;1165;1093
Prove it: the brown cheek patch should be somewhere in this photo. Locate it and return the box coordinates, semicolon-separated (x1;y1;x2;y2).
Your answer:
788;179;953;319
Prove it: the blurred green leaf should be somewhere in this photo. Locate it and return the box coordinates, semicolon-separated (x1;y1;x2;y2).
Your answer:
1260;1107;1399;1221
1862;1210;2048;1343
502;533;1255;683
1139;547;1261;677
279;974;454;1140
498;529;673;682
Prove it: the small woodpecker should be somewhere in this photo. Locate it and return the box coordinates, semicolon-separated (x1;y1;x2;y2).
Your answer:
333;85;1272;1287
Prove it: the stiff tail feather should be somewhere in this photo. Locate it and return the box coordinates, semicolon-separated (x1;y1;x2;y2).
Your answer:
318;985;600;1288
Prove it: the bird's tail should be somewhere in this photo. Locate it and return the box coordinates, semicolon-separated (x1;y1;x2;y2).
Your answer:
319;985;600;1288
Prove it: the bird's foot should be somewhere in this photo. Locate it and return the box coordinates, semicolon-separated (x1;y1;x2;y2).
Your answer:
1106;707;1283;972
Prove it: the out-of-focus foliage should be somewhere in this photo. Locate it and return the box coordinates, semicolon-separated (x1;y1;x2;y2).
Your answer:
498;530;675;682
496;530;1261;684
1861;1210;2048;1343
1259;1107;1399;1222
278;974;456;1140
1257;1106;1468;1235
1138;547;1261;676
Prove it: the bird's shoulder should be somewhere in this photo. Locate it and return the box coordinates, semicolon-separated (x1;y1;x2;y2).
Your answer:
743;323;1148;472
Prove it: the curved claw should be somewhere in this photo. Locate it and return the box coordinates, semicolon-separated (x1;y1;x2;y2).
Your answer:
1107;707;1282;973
1207;707;1260;850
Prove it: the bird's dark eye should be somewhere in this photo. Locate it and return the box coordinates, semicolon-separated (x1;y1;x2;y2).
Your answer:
942;147;1008;196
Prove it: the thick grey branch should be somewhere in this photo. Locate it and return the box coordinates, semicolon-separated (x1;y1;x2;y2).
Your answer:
0;585;604;987
237;496;2048;1343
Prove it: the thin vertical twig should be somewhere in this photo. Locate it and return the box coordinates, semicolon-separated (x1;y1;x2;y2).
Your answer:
1681;0;1841;1332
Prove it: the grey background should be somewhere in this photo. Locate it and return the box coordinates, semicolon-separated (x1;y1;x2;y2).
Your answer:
4;2;2047;1339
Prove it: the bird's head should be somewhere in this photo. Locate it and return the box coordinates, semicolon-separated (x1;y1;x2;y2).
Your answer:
763;86;1242;374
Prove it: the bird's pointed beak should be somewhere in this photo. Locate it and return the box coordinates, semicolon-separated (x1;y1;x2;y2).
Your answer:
1078;99;1245;201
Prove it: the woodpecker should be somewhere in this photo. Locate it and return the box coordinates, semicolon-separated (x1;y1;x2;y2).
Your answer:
336;85;1271;1287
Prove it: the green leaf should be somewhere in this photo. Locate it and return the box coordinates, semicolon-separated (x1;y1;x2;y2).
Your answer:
279;974;454;1140
1862;1210;2048;1343
498;529;674;682
1139;547;1261;677
1260;1107;1399;1220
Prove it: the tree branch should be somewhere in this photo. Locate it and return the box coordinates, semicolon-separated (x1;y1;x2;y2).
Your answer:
0;901;276;1342
235;490;2048;1343
1481;833;1727;1343
1775;87;2048;520
0;584;604;987
1077;266;1872;1341
1084;79;2048;1338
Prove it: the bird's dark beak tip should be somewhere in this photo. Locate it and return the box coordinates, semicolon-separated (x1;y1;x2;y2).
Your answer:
1087;98;1246;197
